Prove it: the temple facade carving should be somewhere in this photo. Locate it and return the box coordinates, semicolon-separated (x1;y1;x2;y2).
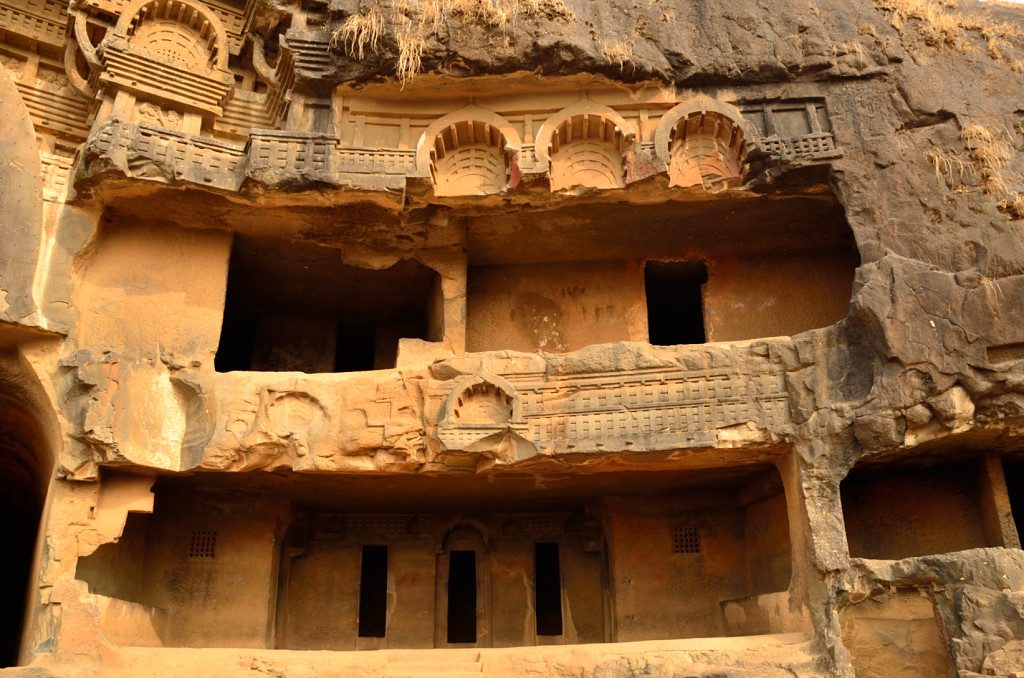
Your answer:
2;0;1024;676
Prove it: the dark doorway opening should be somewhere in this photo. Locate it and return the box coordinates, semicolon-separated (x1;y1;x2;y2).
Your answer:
0;384;48;667
1005;459;1024;544
358;545;388;638
645;261;708;345
215;236;443;373
534;542;563;636
447;550;477;643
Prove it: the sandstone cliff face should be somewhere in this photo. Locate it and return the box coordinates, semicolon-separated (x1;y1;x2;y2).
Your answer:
3;0;1024;676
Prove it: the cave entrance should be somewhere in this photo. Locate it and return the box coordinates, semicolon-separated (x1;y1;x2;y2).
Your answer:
216;236;443;373
0;376;51;666
841;458;997;559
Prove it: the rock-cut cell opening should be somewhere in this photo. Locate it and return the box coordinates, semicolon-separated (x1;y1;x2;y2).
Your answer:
1002;457;1024;544
841;457;1010;559
645;261;708;346
215;236;443;373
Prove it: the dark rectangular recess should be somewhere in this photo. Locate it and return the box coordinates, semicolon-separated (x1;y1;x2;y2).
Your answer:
447;550;477;643
358;545;388;638
534;542;563;636
1005;459;1024;545
215;236;441;373
645;261;708;346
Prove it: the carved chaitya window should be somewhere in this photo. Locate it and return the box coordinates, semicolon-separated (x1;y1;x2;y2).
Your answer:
130;21;211;70
430;120;508;197
548;114;626;191
667;111;746;192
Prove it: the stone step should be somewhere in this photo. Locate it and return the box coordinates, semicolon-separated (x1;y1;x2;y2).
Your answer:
384;672;483;678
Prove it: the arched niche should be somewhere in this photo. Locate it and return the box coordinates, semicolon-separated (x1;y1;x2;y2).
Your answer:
451;382;513;425
434;522;491;647
535;104;636;192
113;0;229;72
415;109;521;197
653;98;754;192
440;374;521;427
546;114;629;191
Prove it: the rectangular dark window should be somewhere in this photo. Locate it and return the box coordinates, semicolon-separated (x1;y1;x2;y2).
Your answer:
447;550;477;643
645;261;708;345
358;545;388;638
534;542;563;636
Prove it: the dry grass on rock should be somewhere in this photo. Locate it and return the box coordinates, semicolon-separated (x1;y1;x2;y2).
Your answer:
928;123;1024;218
875;0;1024;69
333;0;571;83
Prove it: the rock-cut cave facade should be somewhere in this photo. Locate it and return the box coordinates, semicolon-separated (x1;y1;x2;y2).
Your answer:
1;0;1024;675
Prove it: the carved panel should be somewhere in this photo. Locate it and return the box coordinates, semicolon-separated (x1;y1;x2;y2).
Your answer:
84;121;246;190
0;0;67;47
40;150;74;202
100;47;233;116
741;99;839;161
14;78;91;140
246;131;337;174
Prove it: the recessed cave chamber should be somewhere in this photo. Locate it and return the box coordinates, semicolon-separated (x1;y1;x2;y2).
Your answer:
842;454;1022;559
76;462;799;650
216;236;443;373
465;188;860;354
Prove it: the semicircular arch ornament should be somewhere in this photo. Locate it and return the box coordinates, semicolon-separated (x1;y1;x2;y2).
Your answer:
653;97;756;192
415;107;521;197
547;112;628;191
113;0;229;72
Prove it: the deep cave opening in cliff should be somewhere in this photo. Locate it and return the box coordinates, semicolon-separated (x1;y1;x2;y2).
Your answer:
75;462;795;650
215;236;443;374
0;379;50;667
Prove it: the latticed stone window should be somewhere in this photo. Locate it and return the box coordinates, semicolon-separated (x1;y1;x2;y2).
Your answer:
670;525;701;555
188;529;217;559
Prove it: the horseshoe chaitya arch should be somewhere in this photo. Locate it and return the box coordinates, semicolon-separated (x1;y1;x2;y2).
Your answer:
111;0;229;72
535;103;637;192
415;107;522;197
653;97;757;191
